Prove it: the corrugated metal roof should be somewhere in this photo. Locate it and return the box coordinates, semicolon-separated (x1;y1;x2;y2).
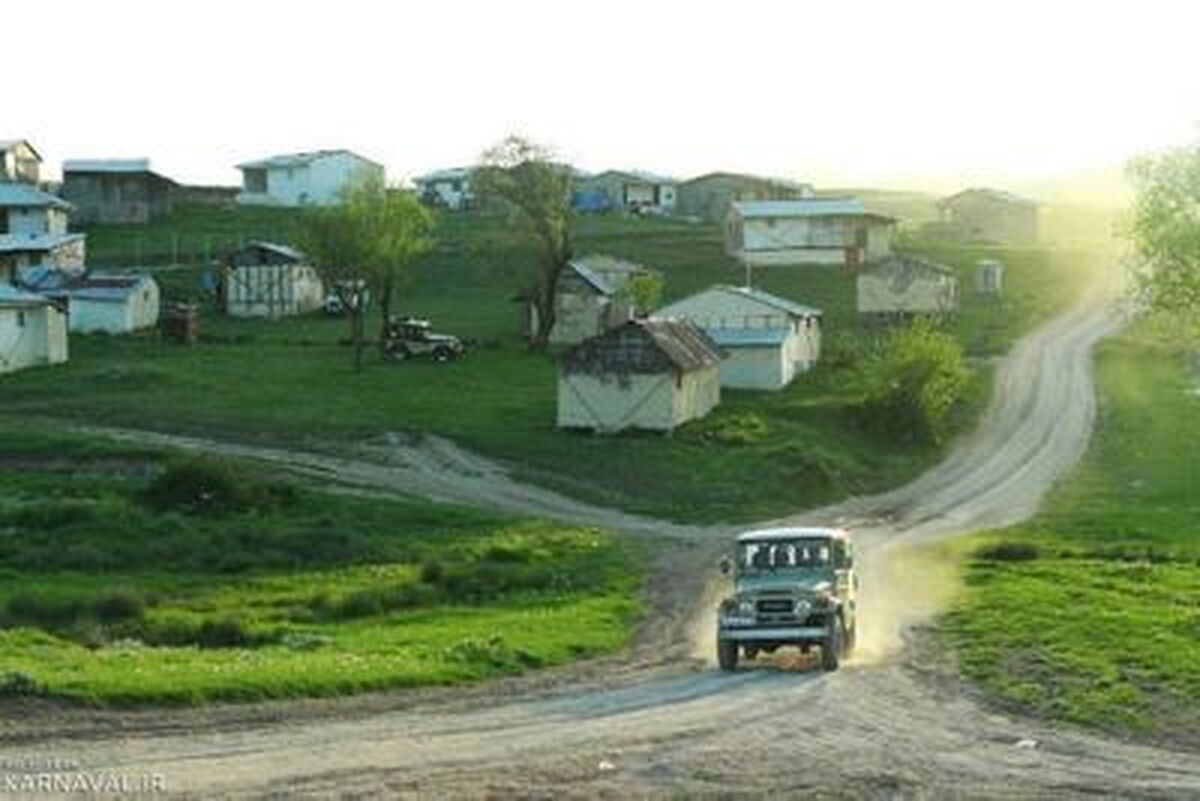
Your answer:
637;318;723;371
732;198;891;219
865;254;958;278
705;327;790;347
63;158;150;173
717;285;822;318
0;184;71;210
414;167;471;183
568;255;649;295
0;284;51;308
245;241;305;263
681;172;813;193
0;233;85;253
237;149;382;170
594;169;677;185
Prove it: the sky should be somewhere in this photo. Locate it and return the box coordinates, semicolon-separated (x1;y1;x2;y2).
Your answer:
14;0;1200;200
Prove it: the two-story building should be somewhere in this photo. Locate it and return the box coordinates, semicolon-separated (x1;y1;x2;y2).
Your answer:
237;149;385;207
61;159;177;224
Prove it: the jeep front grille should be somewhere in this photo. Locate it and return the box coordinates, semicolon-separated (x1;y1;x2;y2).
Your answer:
755;598;794;615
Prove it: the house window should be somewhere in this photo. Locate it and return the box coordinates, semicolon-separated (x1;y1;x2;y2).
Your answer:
16;310;26;327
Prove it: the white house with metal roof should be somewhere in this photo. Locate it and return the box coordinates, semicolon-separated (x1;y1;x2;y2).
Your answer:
531;255;652;345
857;255;958;321
414;167;474;210
726;198;895;268
223;241;324;318
577;170;677;213
0;285;67;375
44;273;160;334
0;183;71;237
237;149;384;207
657;285;822;391
0;140;41;184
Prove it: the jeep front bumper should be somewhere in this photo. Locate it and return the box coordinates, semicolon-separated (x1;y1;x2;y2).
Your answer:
718;626;829;642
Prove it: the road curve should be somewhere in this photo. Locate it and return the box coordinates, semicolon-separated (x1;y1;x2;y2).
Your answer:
7;290;1199;800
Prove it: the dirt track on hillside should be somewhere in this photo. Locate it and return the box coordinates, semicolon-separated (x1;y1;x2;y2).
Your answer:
7;287;1200;799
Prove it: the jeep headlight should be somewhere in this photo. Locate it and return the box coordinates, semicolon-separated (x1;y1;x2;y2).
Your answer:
794;598;812;617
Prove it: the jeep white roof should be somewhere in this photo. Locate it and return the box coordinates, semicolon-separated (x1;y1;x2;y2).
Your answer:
736;527;849;543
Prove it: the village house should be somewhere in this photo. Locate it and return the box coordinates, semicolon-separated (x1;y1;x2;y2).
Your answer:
577;170;677;214
414;168;474;210
237;149;384;207
657;285;821;391
530;255;653;346
676;172;814;222
223;241;324;318
557;318;722;433
61;159;178;224
31;272;160;334
726;198;894;268
0;184;71;237
938;188;1039;245
0;140;41;184
0;285;68;375
856;254;959;322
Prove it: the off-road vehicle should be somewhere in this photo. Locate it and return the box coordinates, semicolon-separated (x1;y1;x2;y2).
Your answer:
716;527;857;672
383;317;465;362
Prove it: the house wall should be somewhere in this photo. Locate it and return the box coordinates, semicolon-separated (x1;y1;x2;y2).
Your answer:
719;346;786;391
0;143;40;184
0;304;67;374
224;264;324;317
69;280;160;334
0;238;87;276
239;154;383;207
61;173;174;224
729;215;892;267
856;272;959;315
3;207;68;236
671;365;720;424
558;366;717;432
418;178;473;210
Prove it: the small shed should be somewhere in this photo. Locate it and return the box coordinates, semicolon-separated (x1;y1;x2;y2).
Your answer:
61;274;160;334
558;318;722;433
223;241;324;318
0;286;68;375
977;259;1004;295
657;285;822;391
531;255;652;346
857;255;958;322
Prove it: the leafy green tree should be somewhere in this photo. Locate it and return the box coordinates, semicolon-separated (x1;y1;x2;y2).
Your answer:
621;272;665;316
1128;143;1200;314
300;177;435;368
473;136;574;349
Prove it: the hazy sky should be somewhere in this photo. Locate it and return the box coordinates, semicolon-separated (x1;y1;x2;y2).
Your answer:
15;1;1199;195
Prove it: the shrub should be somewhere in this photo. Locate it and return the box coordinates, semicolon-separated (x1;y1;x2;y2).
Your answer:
5;591;85;628
977;542;1040;562
196;618;253;649
684;412;769;446
0;672;45;698
10;500;97;530
141;456;296;516
854;321;972;443
93;590;146;623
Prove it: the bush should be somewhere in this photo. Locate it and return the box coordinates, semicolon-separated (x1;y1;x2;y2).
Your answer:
5;591;86;628
141;456;296;516
855;321;972;444
93;590;146;623
684;412;769;446
0;671;45;698
977;542;1040;562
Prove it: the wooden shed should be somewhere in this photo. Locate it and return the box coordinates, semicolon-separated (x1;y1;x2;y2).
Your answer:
223;241;324;318
857;255;958;322
557;319;722;433
530;255;651;345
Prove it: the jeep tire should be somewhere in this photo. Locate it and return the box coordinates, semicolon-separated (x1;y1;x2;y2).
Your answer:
821;617;843;672
717;638;739;672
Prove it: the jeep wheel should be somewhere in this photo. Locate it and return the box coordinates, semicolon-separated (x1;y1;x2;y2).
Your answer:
386;345;410;362
717;639;739;672
821;619;843;672
432;346;453;363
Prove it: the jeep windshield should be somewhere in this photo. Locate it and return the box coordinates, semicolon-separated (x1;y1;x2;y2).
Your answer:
738;538;832;574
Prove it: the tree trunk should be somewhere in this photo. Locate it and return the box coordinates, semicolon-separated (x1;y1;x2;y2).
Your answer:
378;275;395;357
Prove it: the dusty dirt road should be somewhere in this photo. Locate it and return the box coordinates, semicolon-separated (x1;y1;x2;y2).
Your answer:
6;291;1199;799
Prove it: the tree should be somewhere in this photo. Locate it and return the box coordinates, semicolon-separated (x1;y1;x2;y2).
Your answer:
341;175;435;343
299;177;435;369
473;135;574;349
620;272;664;317
1128;143;1200;314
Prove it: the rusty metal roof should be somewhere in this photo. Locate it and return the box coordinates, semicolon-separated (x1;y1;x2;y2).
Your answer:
562;318;723;374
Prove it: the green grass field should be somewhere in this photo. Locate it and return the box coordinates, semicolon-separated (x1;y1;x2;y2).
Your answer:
941;317;1200;741
1;207;1099;522
0;442;642;705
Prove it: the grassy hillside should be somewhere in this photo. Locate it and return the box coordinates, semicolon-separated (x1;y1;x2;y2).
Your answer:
0;435;642;705
941;318;1200;742
3;207;1099;522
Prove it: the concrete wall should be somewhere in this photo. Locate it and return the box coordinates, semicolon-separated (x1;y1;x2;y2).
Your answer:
729;215;892;267
0;303;67;374
225;264;324;317
557;367;719;432
856;271;958;315
69;280;160;334
61;173;174;224
719;346;785;390
3;207;68;236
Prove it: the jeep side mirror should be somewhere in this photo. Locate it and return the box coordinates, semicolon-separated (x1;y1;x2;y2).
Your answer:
719;556;732;575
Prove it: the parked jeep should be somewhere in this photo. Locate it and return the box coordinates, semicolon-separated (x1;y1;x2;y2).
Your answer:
383;316;465;362
716;527;857;672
